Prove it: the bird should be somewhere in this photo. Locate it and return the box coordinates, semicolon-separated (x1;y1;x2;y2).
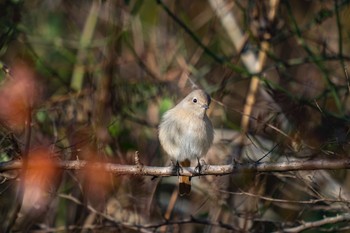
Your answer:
158;89;214;195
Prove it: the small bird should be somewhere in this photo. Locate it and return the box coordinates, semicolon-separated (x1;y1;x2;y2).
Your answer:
159;89;214;195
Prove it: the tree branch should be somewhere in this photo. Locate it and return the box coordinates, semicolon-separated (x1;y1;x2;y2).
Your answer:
279;213;350;233
2;158;350;177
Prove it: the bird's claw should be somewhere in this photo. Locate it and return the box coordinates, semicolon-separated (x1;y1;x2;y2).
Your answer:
195;157;202;174
171;160;183;176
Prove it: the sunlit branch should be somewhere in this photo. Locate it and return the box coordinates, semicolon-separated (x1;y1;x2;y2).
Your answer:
1;158;350;177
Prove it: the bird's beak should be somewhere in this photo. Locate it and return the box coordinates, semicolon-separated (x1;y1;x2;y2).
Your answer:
202;104;209;109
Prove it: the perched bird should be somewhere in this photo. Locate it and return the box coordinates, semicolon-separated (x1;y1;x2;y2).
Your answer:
159;89;214;195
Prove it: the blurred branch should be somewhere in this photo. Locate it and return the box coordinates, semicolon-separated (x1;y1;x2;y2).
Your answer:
70;1;101;91
208;0;258;72
156;0;224;64
209;0;279;159
2;158;350;177
277;0;349;43
59;194;118;223
60;190;240;232
22;35;71;88
224;190;350;205
284;1;343;114
334;0;349;94
279;213;350;233
144;216;240;231
5;108;32;233
48;192;242;232
156;0;247;75
160;187;178;233
124;37;161;80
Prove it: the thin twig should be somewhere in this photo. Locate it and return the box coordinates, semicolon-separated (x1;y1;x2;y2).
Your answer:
208;0;279;160
157;0;224;64
345;65;350;93
284;0;343;113
278;213;350;233
223;190;350;205
5;110;32;232
156;0;247;75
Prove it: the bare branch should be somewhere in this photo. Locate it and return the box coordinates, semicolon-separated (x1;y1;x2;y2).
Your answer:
2;159;350;177
279;213;350;233
222;190;350;205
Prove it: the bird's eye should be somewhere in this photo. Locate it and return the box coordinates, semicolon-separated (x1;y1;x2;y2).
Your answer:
192;98;197;103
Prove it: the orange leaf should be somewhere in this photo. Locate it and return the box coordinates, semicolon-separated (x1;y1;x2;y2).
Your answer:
21;148;58;213
0;63;40;131
79;149;112;207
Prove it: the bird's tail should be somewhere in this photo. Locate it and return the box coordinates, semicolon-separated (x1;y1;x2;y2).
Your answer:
179;159;191;196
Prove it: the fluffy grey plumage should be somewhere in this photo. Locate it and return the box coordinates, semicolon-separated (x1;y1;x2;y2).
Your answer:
158;89;214;195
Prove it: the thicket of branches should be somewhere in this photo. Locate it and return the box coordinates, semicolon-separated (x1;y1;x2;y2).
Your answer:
1;0;350;232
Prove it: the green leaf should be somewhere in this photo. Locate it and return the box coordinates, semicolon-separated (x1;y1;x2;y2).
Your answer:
108;120;122;138
36;110;47;123
159;97;173;116
0;152;10;162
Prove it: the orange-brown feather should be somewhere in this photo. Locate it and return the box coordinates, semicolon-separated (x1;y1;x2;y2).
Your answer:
179;159;191;196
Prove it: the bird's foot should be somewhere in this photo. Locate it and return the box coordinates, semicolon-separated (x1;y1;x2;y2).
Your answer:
171;160;183;176
195;157;202;174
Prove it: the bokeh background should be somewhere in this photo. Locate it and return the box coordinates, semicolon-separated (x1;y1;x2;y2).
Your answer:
1;0;350;232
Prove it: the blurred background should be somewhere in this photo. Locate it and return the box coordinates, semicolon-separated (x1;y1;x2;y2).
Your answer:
1;0;350;232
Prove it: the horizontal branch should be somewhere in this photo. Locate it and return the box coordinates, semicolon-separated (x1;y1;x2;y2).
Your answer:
1;158;350;177
280;213;350;233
